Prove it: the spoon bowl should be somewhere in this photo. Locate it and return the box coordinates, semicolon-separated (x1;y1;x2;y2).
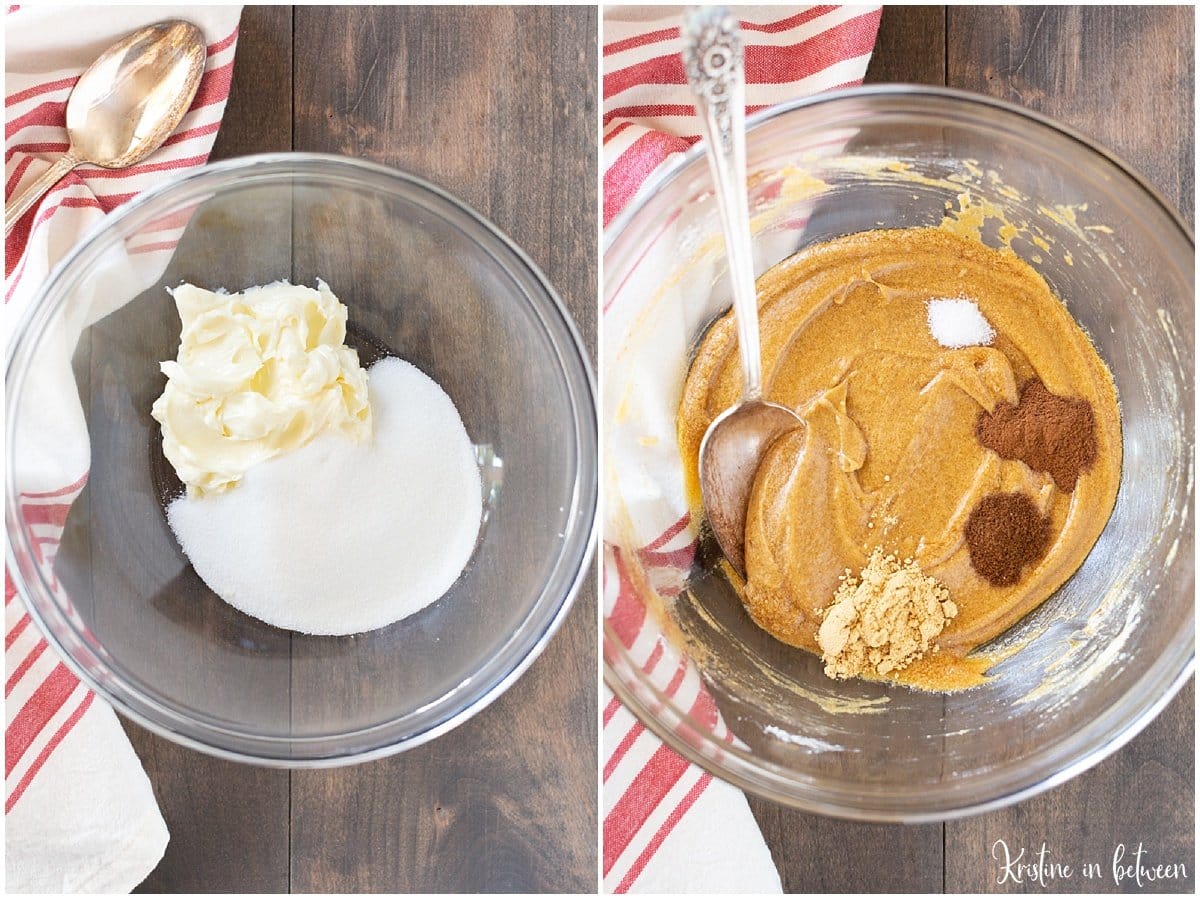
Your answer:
699;399;802;577
4;19;206;235
67;20;206;168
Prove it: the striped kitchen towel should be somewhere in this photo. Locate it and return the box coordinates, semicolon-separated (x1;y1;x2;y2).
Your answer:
602;6;881;893
4;5;242;892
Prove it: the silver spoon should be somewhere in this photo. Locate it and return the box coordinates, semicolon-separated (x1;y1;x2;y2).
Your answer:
5;19;206;236
683;6;803;579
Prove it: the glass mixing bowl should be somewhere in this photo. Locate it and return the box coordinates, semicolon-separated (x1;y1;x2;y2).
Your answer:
7;153;596;765
603;86;1193;820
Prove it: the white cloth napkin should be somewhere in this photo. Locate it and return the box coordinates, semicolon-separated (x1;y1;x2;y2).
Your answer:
603;682;782;894
602;6;882;892
5;5;242;892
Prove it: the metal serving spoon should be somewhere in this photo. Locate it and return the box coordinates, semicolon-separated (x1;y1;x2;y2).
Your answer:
5;19;206;236
683;6;803;578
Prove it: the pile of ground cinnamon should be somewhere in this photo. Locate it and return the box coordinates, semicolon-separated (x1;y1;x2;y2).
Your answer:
817;548;958;680
976;379;1097;492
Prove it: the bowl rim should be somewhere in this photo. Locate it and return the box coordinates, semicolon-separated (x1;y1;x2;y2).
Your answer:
6;151;599;767
605;83;1196;254
602;83;1195;821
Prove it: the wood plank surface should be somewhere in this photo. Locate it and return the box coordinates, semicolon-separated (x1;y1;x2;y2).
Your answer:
943;6;1195;892
286;6;597;893
863;4;946;86
749;5;1195;894
947;4;1195;224
123;6;598;893
128;7;295;894
743;25;952;889
748;805;945;893
748;13;949;889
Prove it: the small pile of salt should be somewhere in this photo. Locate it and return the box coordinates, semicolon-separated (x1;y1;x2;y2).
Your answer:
926;298;996;348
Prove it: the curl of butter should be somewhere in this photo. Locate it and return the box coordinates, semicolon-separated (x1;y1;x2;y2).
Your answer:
151;280;371;497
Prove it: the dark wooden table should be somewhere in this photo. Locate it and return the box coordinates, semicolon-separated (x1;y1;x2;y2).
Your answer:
747;6;1195;894
125;7;597;892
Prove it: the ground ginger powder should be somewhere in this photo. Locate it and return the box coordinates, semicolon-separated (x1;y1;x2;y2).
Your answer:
817;549;958;680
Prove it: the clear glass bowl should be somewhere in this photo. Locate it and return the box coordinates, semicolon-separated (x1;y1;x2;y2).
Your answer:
7;154;596;765
603;86;1194;820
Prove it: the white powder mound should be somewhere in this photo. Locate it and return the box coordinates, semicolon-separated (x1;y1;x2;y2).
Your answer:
926;297;996;348
168;357;482;635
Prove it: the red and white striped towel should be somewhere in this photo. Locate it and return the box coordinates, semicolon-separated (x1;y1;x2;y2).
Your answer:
602;6;881;893
5;6;242;892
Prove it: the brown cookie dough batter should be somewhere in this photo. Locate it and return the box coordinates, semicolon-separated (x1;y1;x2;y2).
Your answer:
677;227;1121;690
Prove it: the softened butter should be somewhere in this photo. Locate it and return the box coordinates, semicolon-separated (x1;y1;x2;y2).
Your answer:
151;280;371;497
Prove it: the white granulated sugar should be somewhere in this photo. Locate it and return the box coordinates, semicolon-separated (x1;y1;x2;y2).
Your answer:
926;297;996;348
168;357;482;635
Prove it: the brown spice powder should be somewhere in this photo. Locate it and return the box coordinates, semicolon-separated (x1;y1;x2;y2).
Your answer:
964;492;1051;586
976;379;1097;492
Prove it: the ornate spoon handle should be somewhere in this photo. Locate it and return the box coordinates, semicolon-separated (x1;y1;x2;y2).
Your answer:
681;6;762;401
5;151;80;237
